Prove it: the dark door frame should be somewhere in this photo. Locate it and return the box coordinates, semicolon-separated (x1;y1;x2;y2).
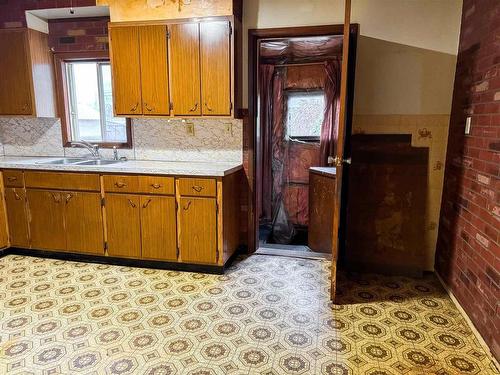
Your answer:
246;24;359;253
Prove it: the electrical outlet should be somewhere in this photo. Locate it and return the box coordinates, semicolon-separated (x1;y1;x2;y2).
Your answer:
186;122;195;135
225;122;233;136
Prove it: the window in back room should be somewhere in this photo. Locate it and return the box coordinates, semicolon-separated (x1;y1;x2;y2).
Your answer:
285;90;325;141
65;61;127;144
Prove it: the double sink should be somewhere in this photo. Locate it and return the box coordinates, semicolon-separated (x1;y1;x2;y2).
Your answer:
37;158;123;166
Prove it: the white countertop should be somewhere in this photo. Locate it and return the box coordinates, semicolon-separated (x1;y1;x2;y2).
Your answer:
0;157;243;177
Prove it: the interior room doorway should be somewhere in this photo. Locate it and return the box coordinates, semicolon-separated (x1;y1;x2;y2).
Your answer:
247;24;358;260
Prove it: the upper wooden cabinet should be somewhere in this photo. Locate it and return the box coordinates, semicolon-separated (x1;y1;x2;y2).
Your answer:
109;26;142;115
109;17;239;118
170;23;202;116
200;22;231;116
0;29;56;117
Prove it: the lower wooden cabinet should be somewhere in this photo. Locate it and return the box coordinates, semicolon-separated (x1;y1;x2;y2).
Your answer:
65;192;104;255
178;197;217;264
4;187;29;247
141;195;177;261
27;189;66;251
105;194;142;258
26;189;104;254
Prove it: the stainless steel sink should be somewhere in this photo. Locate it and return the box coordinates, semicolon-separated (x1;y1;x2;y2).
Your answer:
38;158;87;165
77;159;121;166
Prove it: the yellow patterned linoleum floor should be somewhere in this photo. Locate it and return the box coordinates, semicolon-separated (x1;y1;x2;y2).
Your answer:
0;254;498;375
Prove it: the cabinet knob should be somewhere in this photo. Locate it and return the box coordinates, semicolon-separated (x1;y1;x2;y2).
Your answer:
130;103;139;112
151;183;162;189
183;201;191;210
143;198;152;209
189;103;198;112
204;102;213;112
13;190;21;201
65;193;73;203
115;182;127;188
144;103;154;112
128;199;137;208
51;193;61;203
192;185;203;193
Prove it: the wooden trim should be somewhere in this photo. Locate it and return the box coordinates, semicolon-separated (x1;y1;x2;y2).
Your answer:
108;15;233;28
247;24;359;254
53;51;133;149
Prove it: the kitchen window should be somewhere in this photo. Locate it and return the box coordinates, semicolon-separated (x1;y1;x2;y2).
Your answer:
54;52;131;148
285;91;325;141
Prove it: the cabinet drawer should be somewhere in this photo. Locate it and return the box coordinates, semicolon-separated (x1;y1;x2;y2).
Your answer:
103;175;174;195
3;170;24;187
24;171;100;191
177;178;216;197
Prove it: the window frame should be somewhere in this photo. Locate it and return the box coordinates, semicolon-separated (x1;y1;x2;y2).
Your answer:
54;51;132;149
284;89;324;142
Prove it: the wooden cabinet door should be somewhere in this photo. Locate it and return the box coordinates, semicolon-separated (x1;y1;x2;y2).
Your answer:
0;184;9;249
4;188;29;248
65;192;104;255
27;190;65;251
170;23;201;116
178;197;217;264
200;22;231;116
105;194;141;258
140;25;170;115
109;26;142;115
0;30;33;115
140;196;177;261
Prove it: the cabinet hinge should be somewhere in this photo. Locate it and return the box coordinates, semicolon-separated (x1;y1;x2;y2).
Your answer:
166;30;171;39
104;241;108;250
216;201;219;215
169;102;174;111
228;23;232;36
176;247;180;258
101;197;105;206
230;102;233;111
215;249;220;263
175;200;178;210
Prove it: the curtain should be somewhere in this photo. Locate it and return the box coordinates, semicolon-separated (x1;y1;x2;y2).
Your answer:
271;69;285;217
258;64;275;221
319;60;341;166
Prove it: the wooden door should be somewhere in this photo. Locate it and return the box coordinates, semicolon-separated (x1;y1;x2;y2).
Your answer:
27;190;65;251
0;30;33;115
178;197;217;264
109;26;142;115
4;188;29;247
170;23;201;116
0;182;9;248
105;194;141;258
140;196;177;261
139;25;170;115
200;21;231;116
330;0;354;302
65;192;104;255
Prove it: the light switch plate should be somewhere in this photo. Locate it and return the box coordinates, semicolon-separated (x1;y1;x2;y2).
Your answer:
465;117;472;135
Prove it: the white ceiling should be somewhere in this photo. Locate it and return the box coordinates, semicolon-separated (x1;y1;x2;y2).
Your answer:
26;6;110;21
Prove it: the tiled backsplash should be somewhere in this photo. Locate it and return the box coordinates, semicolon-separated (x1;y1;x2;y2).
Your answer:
0;117;243;163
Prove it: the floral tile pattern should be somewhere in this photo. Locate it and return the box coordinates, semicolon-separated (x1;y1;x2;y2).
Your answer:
0;254;498;375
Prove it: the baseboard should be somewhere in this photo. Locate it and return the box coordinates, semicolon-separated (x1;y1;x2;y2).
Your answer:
435;272;499;368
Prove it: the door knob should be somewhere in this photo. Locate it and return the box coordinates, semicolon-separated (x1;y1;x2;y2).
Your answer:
331;156;352;167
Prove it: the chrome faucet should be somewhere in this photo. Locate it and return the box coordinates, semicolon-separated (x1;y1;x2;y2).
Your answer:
71;140;101;159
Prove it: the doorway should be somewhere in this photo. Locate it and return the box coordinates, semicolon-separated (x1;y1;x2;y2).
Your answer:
247;25;358;259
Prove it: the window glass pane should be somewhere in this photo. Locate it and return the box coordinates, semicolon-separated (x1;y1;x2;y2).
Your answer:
68;62;102;142
101;64;127;143
66;61;127;144
286;92;325;138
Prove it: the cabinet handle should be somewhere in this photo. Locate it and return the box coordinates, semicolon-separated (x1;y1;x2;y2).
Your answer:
115;182;127;188
7;176;17;181
144;103;154;112
204;102;213;112
22;103;30;112
13;190;21;201
151;183;162;189
128;199;136;208
130;103;139;112
192;185;203;193
183;201;191;210
189;103;198;112
65;193;73;203
51;193;61;203
142;198;152;209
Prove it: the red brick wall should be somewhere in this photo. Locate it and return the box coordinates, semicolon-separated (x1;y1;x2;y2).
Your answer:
435;0;500;360
0;0;96;28
48;17;108;52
